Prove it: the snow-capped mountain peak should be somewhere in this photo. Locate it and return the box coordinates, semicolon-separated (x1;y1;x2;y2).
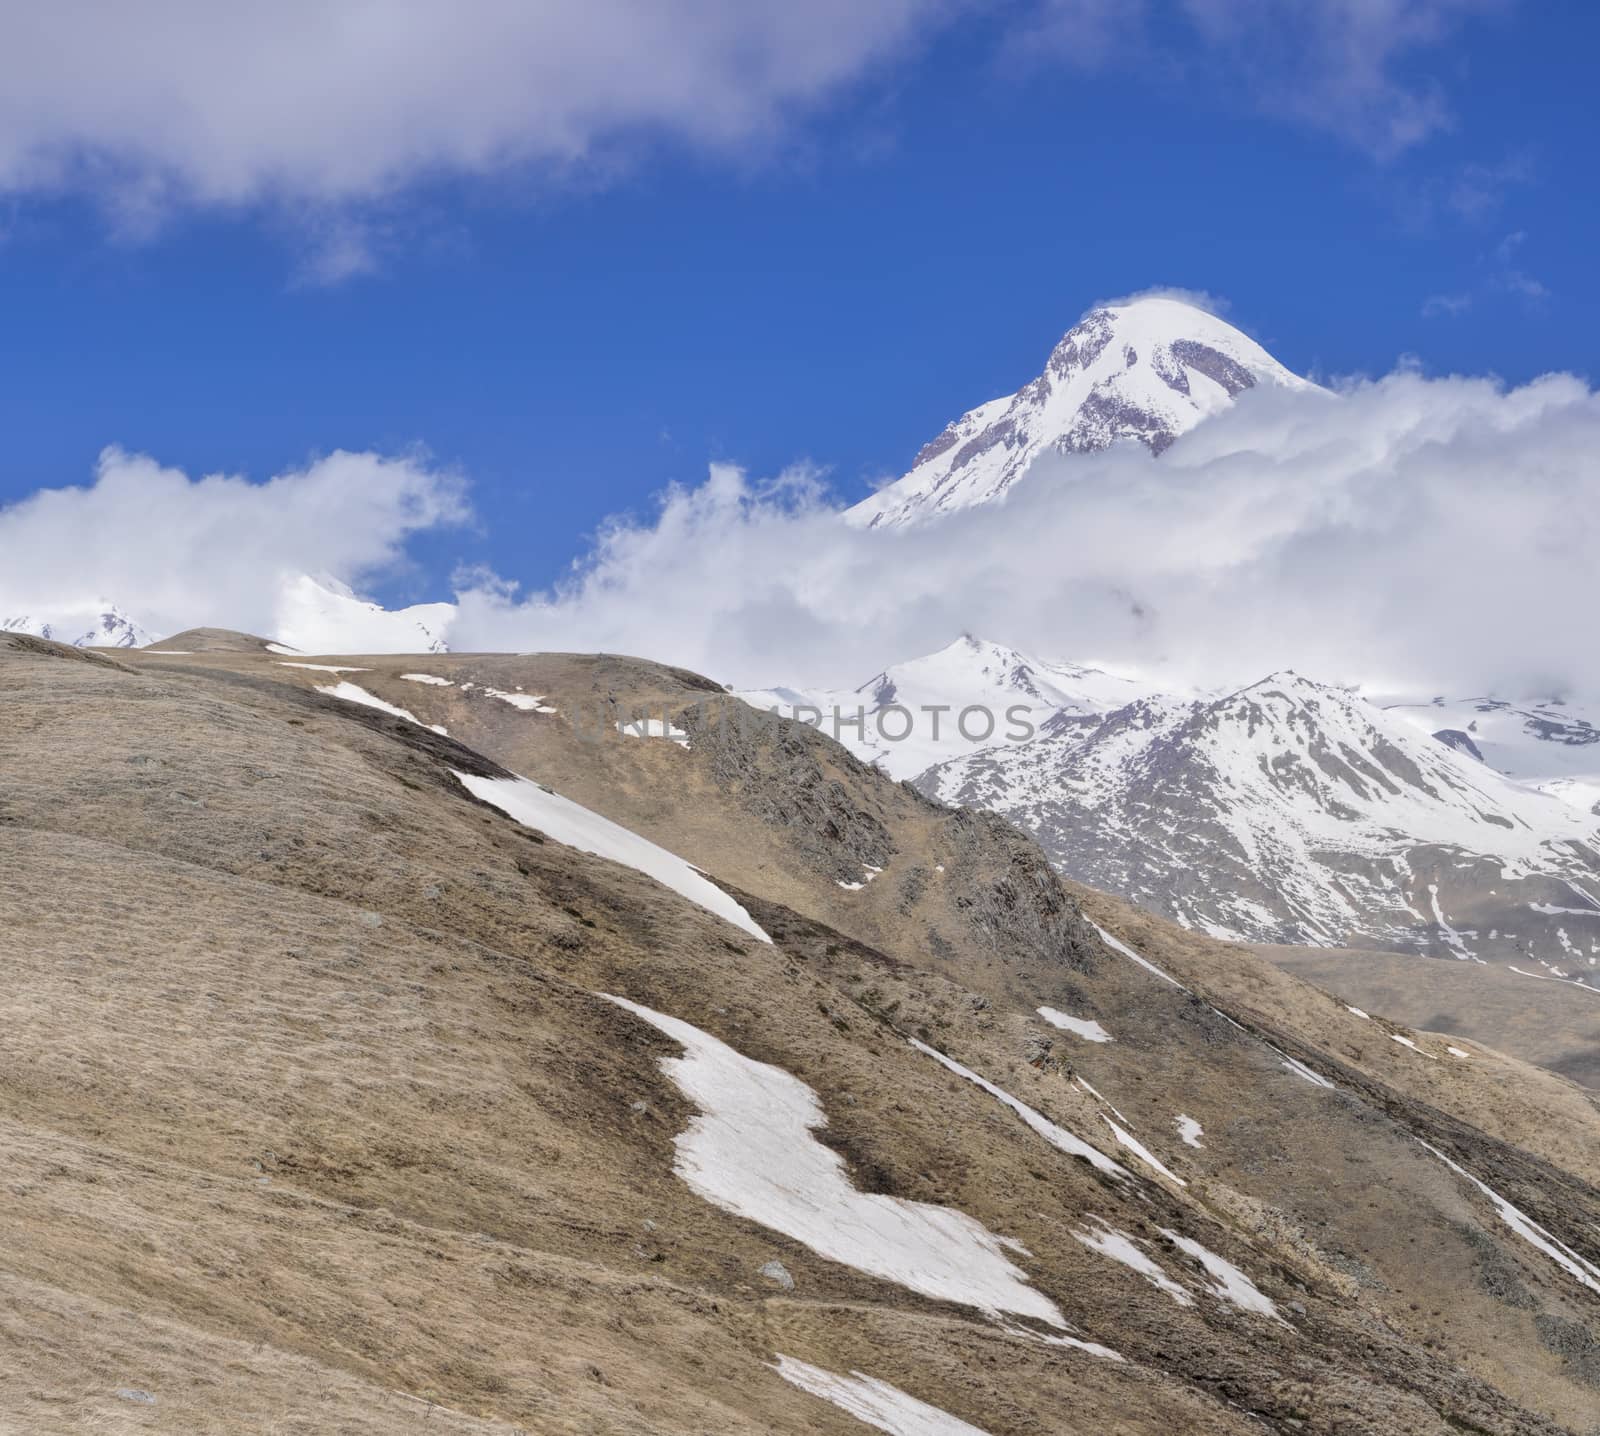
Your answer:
847;296;1313;530
272;574;454;654
855;633;1156;719
1;602;155;649
740;634;1162;780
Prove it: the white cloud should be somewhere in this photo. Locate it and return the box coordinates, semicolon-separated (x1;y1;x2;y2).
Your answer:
5;368;1594;702
0;0;1503;248
1090;286;1231;317
0;1;945;219
448;368;1600;703
0;446;467;640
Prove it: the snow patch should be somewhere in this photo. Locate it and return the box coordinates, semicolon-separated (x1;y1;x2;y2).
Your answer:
772;1356;993;1436
1091;922;1185;988
1418;1141;1600;1295
1099;1116;1186;1187
910;1039;1126;1179
1037;1007;1112;1043
1175;1115;1205;1148
488;688;557;713
1074;1219;1192;1305
400;672;453;686
280;661;369;673
1158;1229;1284;1321
1278;1054;1336;1090
602;996;1062;1325
457;772;769;943
1073;1076;1129;1125
316;681;447;734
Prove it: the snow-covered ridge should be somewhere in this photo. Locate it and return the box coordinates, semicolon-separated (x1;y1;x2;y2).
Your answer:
3;574;453;656
274;574;453;653
739;634;1161;781
1380;693;1600;816
758;634;1600;971
847;297;1314;530
922;661;1600;968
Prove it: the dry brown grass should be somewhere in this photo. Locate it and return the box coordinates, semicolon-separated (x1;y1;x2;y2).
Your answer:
1;634;1596;1433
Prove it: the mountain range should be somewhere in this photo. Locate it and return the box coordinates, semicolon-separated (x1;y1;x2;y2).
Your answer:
16;298;1597;988
745;635;1600;981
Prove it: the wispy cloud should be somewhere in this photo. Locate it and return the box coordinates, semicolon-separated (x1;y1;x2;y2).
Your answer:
1176;0;1506;158
1493;229;1550;304
1447;153;1536;221
0;0;1509;276
1421;229;1549;317
1090;286;1231;316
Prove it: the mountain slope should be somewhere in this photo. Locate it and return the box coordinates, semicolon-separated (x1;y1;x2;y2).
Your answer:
5;632;1598;1431
847;297;1313;529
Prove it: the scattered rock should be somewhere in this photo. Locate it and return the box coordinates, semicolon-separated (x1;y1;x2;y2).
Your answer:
759;1260;795;1291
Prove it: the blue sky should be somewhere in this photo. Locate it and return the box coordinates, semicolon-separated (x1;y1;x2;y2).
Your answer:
1;1;1595;610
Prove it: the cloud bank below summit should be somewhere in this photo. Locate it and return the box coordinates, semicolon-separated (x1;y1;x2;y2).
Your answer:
4;366;1598;703
454;368;1600;699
